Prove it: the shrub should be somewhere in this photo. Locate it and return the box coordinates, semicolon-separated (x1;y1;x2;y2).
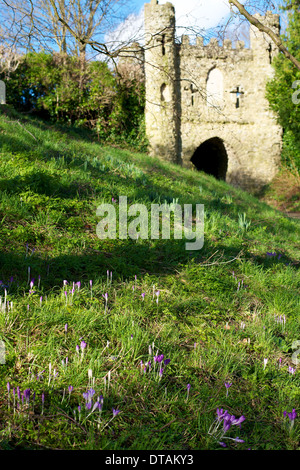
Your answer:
1;52;147;150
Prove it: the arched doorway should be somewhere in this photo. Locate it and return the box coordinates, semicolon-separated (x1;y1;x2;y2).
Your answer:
191;137;228;180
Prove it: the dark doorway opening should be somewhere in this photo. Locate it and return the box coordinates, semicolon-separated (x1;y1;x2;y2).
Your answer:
191;137;228;180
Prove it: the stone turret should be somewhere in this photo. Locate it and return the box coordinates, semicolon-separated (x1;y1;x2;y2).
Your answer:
250;11;281;65
144;0;181;163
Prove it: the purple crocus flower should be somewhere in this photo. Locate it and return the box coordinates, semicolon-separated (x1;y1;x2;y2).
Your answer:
98;402;103;411
112;408;120;417
232;415;246;427
216;408;229;421
68;386;73;394
24;388;30;403
223;417;232;432
164;359;171;365
233;437;245;443
80;341;87;352
285;409;297;421
288;409;297;421
219;442;227;447
225;382;232;397
92;401;100;413
154;354;164;363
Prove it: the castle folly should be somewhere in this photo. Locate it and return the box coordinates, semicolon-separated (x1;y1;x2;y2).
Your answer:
143;0;282;191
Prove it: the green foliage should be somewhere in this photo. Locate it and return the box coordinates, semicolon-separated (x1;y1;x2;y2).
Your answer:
0;52;147;151
266;1;300;172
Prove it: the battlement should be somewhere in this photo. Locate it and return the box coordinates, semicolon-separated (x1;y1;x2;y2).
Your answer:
178;36;252;60
180;36;246;50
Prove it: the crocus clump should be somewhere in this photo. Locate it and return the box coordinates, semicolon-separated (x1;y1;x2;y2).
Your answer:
208;408;245;447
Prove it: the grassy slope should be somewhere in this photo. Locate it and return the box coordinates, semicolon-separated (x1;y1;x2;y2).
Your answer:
0;106;299;450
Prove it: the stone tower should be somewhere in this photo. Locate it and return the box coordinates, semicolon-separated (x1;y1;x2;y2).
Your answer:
143;0;283;191
144;0;181;164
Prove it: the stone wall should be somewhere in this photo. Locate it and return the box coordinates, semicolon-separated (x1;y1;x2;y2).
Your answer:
142;0;282;191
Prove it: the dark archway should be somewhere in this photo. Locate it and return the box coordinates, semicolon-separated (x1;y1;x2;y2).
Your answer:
191;137;228;180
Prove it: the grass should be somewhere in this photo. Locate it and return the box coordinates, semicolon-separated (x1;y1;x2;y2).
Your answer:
261;168;300;215
0;105;299;450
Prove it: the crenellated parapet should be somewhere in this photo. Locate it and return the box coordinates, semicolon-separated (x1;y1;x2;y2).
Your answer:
178;36;253;61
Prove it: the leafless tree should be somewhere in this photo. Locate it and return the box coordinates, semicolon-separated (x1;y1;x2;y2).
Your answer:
0;0;130;59
0;0;299;72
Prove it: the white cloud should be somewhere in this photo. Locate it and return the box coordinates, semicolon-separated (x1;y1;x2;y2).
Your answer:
106;0;231;50
170;0;230;30
105;10;145;51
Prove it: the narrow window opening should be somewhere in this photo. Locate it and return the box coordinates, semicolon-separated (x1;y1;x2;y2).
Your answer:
190;84;195;106
230;86;244;109
160;83;171;102
268;43;272;64
162;34;166;56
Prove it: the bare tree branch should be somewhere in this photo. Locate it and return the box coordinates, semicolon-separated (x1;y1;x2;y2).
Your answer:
228;0;300;70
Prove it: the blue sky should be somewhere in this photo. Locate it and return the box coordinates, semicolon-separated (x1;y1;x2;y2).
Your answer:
106;0;283;50
106;0;233;48
132;0;232;28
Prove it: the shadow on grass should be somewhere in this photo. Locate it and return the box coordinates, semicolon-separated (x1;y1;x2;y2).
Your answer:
0;233;297;295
